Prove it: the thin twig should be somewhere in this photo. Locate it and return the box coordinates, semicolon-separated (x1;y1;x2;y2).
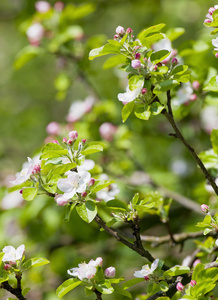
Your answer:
1;274;26;300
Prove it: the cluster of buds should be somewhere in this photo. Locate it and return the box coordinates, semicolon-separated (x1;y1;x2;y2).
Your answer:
114;26;133;40
204;5;218;24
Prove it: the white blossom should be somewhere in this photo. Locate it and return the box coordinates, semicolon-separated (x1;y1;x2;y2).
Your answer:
173;82;193;106
96;174;119;202
2;245;25;262
57;167;91;200
1;190;23;210
118;82;143;104
134;259;159;278
212;37;218;51
153;37;172;55
67;96;95;123
67;257;102;280
26;23;44;44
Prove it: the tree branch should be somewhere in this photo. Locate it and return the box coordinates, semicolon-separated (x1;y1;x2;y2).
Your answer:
1;274;26;300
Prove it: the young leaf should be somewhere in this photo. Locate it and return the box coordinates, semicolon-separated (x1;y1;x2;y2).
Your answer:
56;278;82;298
81;141;105;155
76;201;97;223
106;200;127;211
22;187;38;201
163;266;190;277
14;46;44;70
138;23;166;40
89;43;121;60
95;281;114;294
22;257;50;271
211;129;218;155
122;278;145;290
204;76;218;92
103;54;127;69
64;203;76;222
134;104;151;120
150;50;170;64
129;75;144;91
122;101;135;123
40;143;68;159
113;286;132;298
166;27;185;41
153;80;179;94
150;102;164;115
131;193;139;205
90;180;115;193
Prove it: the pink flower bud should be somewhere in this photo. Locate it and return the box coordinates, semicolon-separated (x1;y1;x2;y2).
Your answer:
52;140;59;144
114;34;119;40
35;1;51;13
215;52;218;58
82;139;86;144
193;259;201;268
144;275;150;281
153;65;158;71
131;59;141;69
162;58;170;64
192;80;200;90
67;139;73;145
99;122;117;141
135;52;141;59
209;7;216;15
88;178;95;187
95;257;103;267
10;261;17;266
116;26;125;36
176;282;184;291
204;19;212;23
55;194;68;206
54;1;64;11
141;88;147;94
189;94;197;101
46;122;60;136
172;49;178;57
172;58;178;65
190;280;196;287
32;164;41;175
62;137;67;143
201;204;209;213
19;189;23;194
81;192;87;197
126;28;133;34
104;266;116;278
87;272;95;279
69;130;78;141
4;264;11;271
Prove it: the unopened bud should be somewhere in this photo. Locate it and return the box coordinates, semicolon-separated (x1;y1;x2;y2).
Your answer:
193;259;201;268
204;19;212;23
215;52;218;58
104;266;116;278
153;65;158;71
46;121;60;136
88;178;95;187
176;282;184;291
131;59;141;69
95;257;103;267
190;280;196;287
209;7;216;15
35;1;51;13
4;264;11;271
67;139;73;145
192;80;200;90
82;139;86;144
19;189;23;194
201;204;209;213
69;130;78;141
162;58;170;64
135;52;141;59
81;191;87;197
54;1;64;11
172;57;178;65
114;34;119;40
32;164;41;175
189;94;197;101
141;88;147;94
52;140;59;144
62;137;67;143
126;28;133;34
116;26;125;36
144;275;150;281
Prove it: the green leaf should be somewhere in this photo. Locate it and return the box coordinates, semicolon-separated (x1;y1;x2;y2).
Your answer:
0;269;9;283
0;252;5;265
134;104;151;120
150;102;164;115
22;257;50;271
22;187;38;201
199;149;218;169
196;215;212;228
129;75;144;91
150;50;170;64
166;27;185;41
140;33;164;48
131;193;139;205
14;46;44;70
192;263;205;281
159;281;169;292
211;129;218;155
76;201;97;223
94;267;105;284
40;143;68;159
122;101;135;123
103;54;127;69
203;228;213;235
95;281;114;294
49;163;77;176
122;278;145;289
54;73;70;92
163;266;190;277
60;3;95;22
153;80;179;94
81;141;105;155
56;278;82;298
113;286;132;298
106;200;127;211
204;76;218;92
64;203;76;222
90;180;115;193
85;286;94;297
138;23;166;40
171;64;188;75
23;288;30;296
89;43;121;60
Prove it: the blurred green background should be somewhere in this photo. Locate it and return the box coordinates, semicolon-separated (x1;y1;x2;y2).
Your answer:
1;0;218;299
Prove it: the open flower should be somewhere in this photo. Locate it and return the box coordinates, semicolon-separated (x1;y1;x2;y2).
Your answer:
26;23;44;46
96;174;119;202
173;83;193;105
67;96;95;123
67;257;102;280
2;245;25;263
57;167;91;200
134;259;159;278
10;157;41;186
118;82;143;104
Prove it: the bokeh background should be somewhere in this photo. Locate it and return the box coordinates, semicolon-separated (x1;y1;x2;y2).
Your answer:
0;0;218;299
